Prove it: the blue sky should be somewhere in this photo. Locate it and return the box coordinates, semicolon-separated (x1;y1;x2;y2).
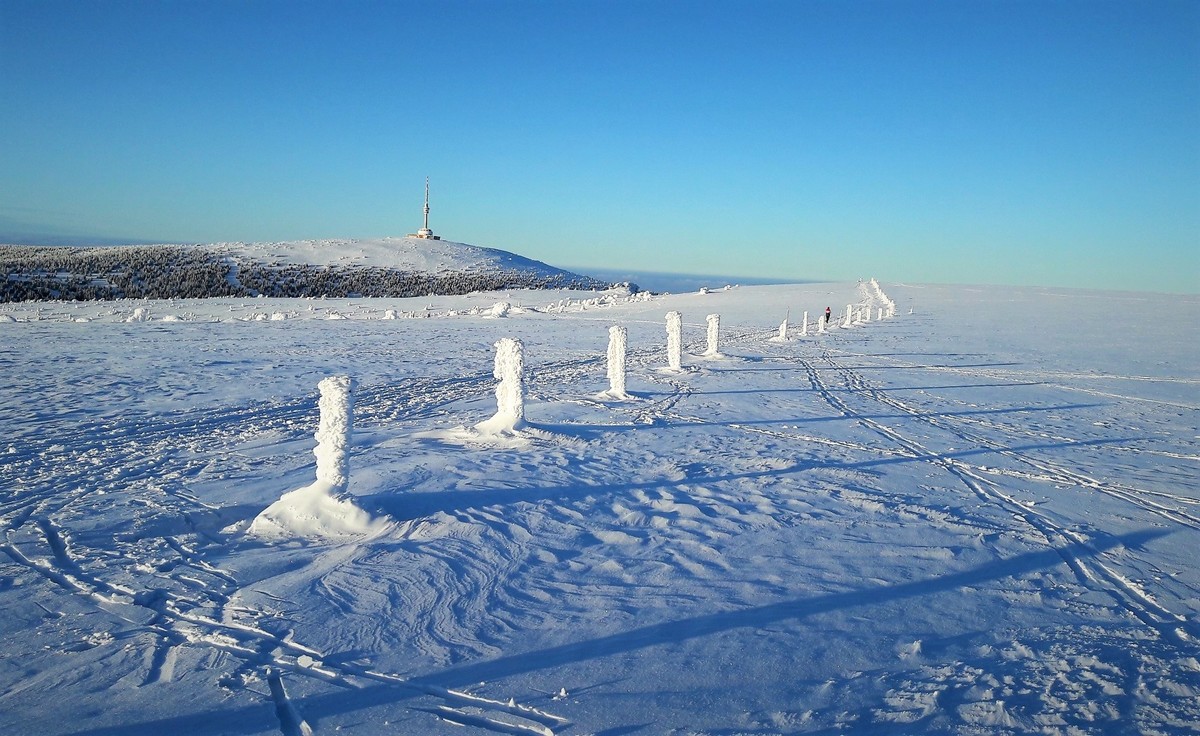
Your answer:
2;0;1197;293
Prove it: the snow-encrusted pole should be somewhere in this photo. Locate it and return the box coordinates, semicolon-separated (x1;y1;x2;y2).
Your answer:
817;311;826;334
843;304;854;328
877;307;884;321
315;375;354;490
666;311;682;371
705;313;721;357
800;310;808;337
494;337;525;428
607;325;629;398
476;338;526;433
248;374;388;540
778;309;790;341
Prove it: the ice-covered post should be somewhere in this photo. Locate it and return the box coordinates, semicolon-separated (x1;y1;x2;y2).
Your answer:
315;375;354;490
705;313;720;356
863;306;871;323
477;337;525;433
817;311;826;333
878;307;884;321
247;373;390;540
666;311;682;371
607;325;629;398
843;304;854;328
800;310;808;337
777;309;790;341
495;337;524;425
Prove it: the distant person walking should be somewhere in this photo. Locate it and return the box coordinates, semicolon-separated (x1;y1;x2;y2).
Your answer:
824;306;832;324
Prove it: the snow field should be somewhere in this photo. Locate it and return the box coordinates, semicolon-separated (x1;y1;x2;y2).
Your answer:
0;281;1197;735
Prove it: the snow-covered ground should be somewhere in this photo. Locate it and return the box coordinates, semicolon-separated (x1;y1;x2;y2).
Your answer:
217;236;588;279
1;281;1197;735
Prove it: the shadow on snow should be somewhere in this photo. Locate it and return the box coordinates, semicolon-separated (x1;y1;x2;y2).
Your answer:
60;529;1169;736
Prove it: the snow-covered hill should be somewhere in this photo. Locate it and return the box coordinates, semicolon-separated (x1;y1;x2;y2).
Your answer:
219;237;573;277
1;281;1197;735
0;237;612;302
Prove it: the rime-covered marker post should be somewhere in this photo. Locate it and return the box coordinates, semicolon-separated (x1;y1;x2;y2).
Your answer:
476;337;526;433
843;304;854;328
800;310;809;337
606;325;631;399
705;314;721;357
315;375;353;489
666;311;683;371
248;374;388;540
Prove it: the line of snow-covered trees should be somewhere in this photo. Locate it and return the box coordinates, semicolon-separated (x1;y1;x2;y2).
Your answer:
0;246;239;302
234;263;608;298
0;245;611;302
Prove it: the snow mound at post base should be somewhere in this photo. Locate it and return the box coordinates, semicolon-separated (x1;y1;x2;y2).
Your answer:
248;480;390;541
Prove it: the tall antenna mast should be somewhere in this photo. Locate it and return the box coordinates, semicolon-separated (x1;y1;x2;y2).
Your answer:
409;176;439;239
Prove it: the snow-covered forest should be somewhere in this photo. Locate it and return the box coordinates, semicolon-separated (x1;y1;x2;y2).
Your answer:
0;238;611;302
1;279;1197;735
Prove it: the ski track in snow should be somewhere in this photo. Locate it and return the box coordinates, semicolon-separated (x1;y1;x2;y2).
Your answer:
1;283;1198;734
800;345;1199;645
